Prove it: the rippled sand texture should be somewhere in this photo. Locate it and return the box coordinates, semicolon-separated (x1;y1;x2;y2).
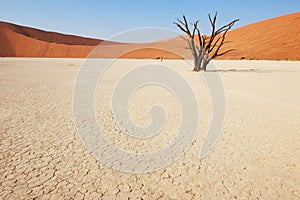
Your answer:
0;58;299;199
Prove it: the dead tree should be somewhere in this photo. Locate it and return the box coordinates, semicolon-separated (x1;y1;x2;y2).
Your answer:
174;13;239;71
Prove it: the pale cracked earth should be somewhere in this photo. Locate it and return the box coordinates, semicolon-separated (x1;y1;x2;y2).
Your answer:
0;58;300;199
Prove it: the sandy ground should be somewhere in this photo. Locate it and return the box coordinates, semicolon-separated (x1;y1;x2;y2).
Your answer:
0;58;299;199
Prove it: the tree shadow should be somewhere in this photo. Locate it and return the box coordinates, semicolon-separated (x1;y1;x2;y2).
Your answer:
206;68;284;73
207;68;257;73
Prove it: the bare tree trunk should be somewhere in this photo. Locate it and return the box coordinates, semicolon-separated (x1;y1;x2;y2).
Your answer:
202;55;209;71
193;57;200;71
198;51;204;71
197;58;202;71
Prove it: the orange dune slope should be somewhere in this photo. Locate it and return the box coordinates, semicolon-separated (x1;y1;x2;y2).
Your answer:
221;12;300;60
0;22;102;57
0;12;299;60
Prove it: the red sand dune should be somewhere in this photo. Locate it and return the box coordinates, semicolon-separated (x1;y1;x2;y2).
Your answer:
0;12;299;60
221;12;300;60
0;22;99;57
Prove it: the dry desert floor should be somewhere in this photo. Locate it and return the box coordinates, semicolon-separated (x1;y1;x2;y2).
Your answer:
0;58;299;199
